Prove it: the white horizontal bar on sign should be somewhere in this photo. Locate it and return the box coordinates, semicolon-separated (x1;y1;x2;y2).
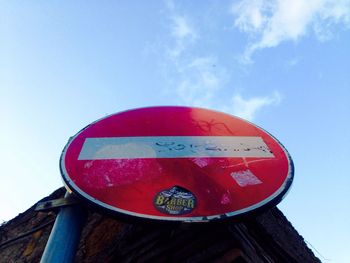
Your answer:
77;136;274;160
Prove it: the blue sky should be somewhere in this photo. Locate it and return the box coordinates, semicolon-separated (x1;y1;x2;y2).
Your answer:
1;1;349;262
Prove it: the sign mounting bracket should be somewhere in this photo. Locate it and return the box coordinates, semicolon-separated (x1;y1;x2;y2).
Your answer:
35;195;81;212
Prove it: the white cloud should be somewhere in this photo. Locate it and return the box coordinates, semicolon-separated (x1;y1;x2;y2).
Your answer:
171;16;196;39
176;56;228;107
223;91;282;121
232;0;267;33
168;15;197;58
164;4;221;107
173;55;281;119
231;0;350;62
162;2;282;119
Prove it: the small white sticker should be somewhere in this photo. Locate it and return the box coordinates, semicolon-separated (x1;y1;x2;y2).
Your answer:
231;169;262;187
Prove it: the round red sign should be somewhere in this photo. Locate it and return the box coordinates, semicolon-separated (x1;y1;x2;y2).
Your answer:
60;106;293;222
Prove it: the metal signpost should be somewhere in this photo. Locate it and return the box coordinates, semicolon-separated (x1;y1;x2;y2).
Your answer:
41;106;294;261
40;193;86;263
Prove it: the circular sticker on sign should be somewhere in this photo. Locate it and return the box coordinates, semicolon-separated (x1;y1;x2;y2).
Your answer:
154;186;197;215
60;106;293;222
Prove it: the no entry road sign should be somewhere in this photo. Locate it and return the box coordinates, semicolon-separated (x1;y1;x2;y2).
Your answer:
60;106;293;222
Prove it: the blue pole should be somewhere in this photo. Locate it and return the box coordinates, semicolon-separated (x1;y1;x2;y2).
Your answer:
40;192;86;263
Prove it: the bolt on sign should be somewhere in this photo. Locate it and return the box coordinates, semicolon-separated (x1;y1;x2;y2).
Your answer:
60;106;294;222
